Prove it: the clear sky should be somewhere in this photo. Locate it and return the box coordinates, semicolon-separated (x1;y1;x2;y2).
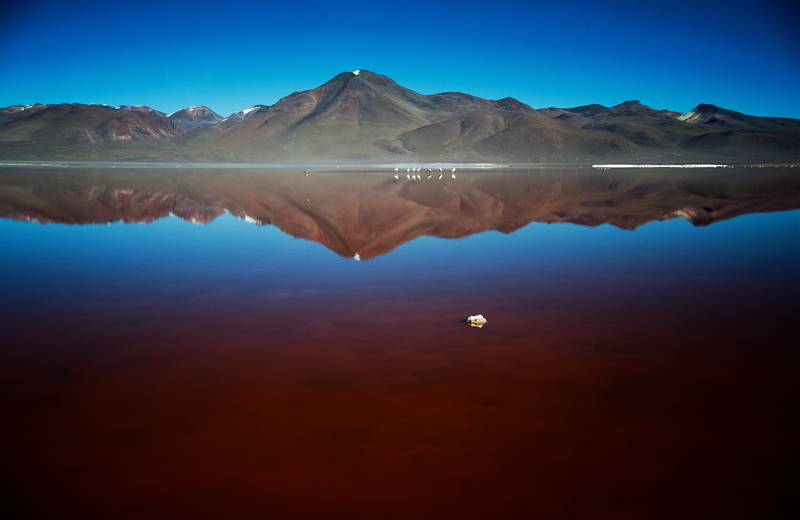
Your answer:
1;0;798;118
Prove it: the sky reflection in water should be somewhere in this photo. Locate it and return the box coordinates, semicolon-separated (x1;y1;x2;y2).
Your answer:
3;207;797;309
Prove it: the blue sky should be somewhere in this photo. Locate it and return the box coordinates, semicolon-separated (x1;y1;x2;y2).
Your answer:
1;0;798;118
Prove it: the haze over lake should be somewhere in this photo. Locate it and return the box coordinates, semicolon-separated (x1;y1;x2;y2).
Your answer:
1;165;797;518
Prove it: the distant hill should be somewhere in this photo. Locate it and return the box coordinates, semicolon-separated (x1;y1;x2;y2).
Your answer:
537;100;800;159
166;106;223;131
1;71;798;163
0;104;184;145
677;104;800;132
0;104;49;125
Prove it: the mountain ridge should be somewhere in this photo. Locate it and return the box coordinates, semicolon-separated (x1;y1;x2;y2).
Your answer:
1;71;798;163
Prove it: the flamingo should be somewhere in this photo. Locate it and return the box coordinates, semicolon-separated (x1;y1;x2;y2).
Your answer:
304;170;308;176
394;167;399;173
407;174;411;180
394;174;399;180
438;173;443;179
451;167;457;179
438;167;442;172
427;173;432;179
427;168;432;172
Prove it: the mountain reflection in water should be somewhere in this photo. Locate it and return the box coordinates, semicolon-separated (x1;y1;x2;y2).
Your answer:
1;166;798;258
0;166;797;519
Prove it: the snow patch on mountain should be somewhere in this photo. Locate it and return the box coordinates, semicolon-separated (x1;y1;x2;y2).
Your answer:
221;105;269;124
167;106;204;117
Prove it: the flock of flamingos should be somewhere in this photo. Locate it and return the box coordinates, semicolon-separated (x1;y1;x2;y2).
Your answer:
301;167;457;179
393;166;457;180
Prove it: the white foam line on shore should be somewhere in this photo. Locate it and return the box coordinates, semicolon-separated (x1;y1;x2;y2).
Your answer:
593;164;728;169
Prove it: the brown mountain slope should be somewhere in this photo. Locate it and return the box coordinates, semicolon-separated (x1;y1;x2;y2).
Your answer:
538;100;709;150
538;101;679;128
397;108;646;162
678;130;800;158
96;113;187;142
0;104;184;144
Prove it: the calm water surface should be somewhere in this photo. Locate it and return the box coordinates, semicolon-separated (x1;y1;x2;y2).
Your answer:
0;168;798;519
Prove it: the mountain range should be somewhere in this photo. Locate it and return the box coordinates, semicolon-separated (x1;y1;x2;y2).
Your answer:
1;70;798;163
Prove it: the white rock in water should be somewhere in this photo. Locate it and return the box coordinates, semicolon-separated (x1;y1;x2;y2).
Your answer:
466;314;487;327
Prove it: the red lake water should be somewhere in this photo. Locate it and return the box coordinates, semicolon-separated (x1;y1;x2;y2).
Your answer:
0;166;798;518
